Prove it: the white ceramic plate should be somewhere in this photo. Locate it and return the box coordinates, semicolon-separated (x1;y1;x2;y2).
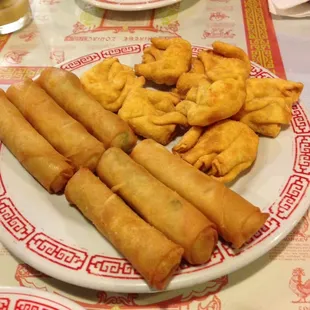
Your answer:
0;43;309;293
82;0;182;11
0;287;85;310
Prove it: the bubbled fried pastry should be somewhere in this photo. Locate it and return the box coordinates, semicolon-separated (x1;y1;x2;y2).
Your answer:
118;88;186;145
176;78;246;127
233;78;304;137
174;120;259;183
198;41;251;82
135;38;192;86
173;57;209;99
81;58;145;112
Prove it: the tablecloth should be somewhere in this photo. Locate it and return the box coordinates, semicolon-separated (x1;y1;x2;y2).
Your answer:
0;0;309;309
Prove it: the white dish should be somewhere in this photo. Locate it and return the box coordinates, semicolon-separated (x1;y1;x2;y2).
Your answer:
0;286;85;310
0;43;309;293
82;0;182;11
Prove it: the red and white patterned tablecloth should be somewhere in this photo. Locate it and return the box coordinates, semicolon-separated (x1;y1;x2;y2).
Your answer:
0;1;309;309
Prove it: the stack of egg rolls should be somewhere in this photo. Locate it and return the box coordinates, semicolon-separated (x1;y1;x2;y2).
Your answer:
96;147;218;265
37;68;137;153
0;89;74;193
65;168;183;290
131;139;269;248
6;79;105;171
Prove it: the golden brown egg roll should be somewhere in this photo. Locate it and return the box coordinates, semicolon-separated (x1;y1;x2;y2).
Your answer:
131;139;269;248
37;67;137;153
65;168;183;290
6;79;105;171
0;89;74;193
96;147;218;265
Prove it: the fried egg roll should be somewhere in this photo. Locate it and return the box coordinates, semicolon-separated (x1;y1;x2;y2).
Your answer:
131;139;269;248
7;79;105;171
65;168;183;290
0;89;73;193
96;147;218;265
37;67;137;153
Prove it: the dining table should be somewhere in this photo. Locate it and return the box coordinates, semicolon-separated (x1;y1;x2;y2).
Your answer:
0;0;309;309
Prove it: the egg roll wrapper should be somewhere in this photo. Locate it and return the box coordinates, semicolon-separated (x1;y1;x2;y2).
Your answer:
7;79;105;171
97;147;218;265
37;67;137;153
131;139;269;248
0;89;74;193
65;168;182;290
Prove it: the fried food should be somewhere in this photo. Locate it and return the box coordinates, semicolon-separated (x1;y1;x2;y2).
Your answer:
174;41;250;97
174;120;259;183
134;38;192;85
176;78;246;127
0;89;74;193
7;79;105;171
65;168;183;290
80;58;145;112
38;67;137;153
233;78;304;137
190;57;206;74
173;57;209;99
97;147;218;265
174;73;208;99
131;139;269;248
198;41;251;82
172;126;204;153
118;88;186;145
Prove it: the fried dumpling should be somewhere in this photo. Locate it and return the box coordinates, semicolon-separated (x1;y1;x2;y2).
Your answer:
118;88;186;145
176;78;246;127
174;57;209;99
233;78;304;137
173;120;259;183
198;41;251;82
134;38;192;86
80;58;145;112
172;126;204;153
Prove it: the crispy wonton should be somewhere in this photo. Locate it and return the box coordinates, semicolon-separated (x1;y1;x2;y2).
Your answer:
198;41;251;82
172;126;204;153
173;57;209;99
118;88;186;145
173;120;259;183
134;38;192;86
176;78;246;127
233;78;304;137
80;58;145;112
